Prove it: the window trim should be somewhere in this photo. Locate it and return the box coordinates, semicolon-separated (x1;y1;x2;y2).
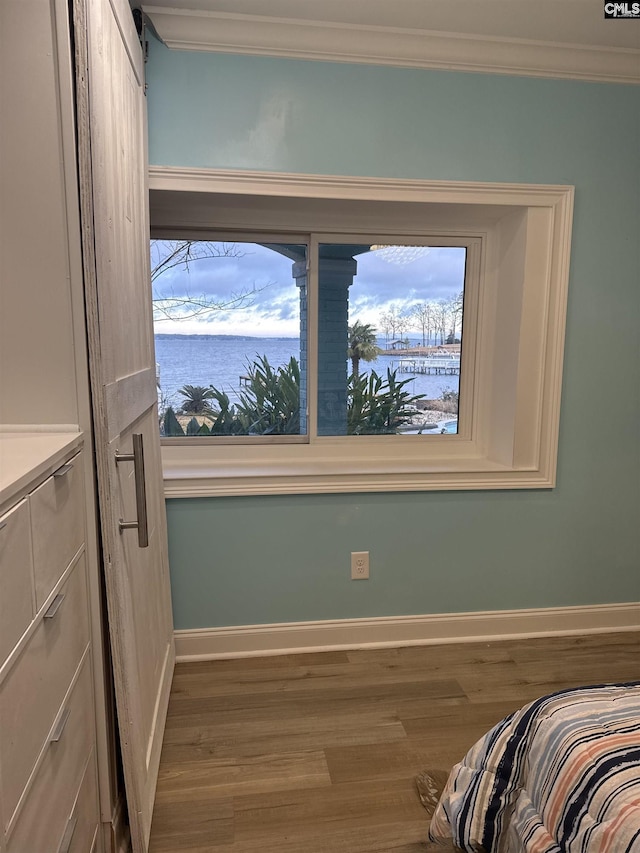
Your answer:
149;168;574;497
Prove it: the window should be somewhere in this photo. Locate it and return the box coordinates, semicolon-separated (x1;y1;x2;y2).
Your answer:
153;237;471;442
153;240;307;439
315;241;468;438
149;171;573;496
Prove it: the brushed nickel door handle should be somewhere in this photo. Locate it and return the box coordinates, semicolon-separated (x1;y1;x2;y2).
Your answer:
115;433;149;548
53;462;74;478
50;707;71;743
43;593;66;619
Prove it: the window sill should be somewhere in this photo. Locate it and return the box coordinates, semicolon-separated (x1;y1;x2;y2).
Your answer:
161;442;553;497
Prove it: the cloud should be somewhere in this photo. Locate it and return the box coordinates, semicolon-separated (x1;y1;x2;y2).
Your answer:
152;241;297;300
152;241;466;336
352;247;466;302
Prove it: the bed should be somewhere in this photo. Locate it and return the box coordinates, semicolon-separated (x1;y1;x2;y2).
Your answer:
428;682;640;852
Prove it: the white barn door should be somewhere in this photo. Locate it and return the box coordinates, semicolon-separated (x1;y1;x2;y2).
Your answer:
73;0;175;849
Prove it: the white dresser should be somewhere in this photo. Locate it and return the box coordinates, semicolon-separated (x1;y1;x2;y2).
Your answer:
0;432;101;853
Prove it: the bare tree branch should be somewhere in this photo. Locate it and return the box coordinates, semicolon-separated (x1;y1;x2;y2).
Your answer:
151;240;243;282
152;284;269;321
151;240;270;321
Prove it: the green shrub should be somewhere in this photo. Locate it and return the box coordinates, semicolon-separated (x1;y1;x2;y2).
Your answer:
234;355;300;435
161;356;300;437
177;384;216;414
162;406;185;436
347;368;424;435
160;357;423;437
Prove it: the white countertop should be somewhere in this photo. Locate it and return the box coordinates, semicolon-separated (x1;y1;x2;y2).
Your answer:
0;429;83;511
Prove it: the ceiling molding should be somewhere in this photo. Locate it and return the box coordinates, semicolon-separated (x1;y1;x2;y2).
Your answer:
142;8;640;84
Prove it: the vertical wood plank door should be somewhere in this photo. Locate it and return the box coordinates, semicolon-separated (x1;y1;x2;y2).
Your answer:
73;0;175;850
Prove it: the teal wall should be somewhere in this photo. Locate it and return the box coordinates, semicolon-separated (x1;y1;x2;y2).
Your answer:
147;41;640;630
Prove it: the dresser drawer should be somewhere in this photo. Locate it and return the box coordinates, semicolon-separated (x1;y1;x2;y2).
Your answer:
0;556;89;829
0;500;34;663
30;453;84;610
67;752;100;853
6;656;96;853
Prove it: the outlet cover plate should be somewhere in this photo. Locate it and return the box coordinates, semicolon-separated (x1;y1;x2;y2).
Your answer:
351;551;370;580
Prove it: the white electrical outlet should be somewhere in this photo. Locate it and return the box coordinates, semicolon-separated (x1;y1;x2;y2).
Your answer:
351;551;370;580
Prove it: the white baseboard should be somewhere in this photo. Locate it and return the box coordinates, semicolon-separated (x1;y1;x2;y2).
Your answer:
174;603;640;661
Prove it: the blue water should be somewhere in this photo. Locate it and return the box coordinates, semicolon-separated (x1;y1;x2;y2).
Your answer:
154;335;459;409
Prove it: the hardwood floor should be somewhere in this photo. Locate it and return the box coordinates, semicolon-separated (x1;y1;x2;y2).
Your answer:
149;631;640;852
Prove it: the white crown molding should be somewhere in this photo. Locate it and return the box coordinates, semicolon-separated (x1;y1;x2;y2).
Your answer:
174;602;640;660
143;8;640;84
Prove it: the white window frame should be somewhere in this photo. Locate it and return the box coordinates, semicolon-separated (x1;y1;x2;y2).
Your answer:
149;169;574;497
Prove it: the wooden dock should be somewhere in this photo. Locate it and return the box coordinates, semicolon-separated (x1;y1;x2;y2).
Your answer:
392;356;461;376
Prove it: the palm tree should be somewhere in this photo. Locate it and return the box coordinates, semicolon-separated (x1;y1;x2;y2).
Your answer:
348;321;381;378
178;384;216;415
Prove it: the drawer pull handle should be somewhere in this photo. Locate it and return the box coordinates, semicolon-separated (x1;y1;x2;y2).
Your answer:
50;707;71;743
43;593;66;619
53;462;74;478
58;816;78;853
115;433;149;548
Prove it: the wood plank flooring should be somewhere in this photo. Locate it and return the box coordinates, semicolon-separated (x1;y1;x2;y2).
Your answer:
149;631;640;852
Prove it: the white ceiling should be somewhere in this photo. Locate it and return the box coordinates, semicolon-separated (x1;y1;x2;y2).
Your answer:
144;0;640;50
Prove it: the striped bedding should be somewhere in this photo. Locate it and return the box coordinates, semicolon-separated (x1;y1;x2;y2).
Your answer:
428;683;640;852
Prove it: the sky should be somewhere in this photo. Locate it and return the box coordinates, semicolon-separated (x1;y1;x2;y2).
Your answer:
151;240;467;338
